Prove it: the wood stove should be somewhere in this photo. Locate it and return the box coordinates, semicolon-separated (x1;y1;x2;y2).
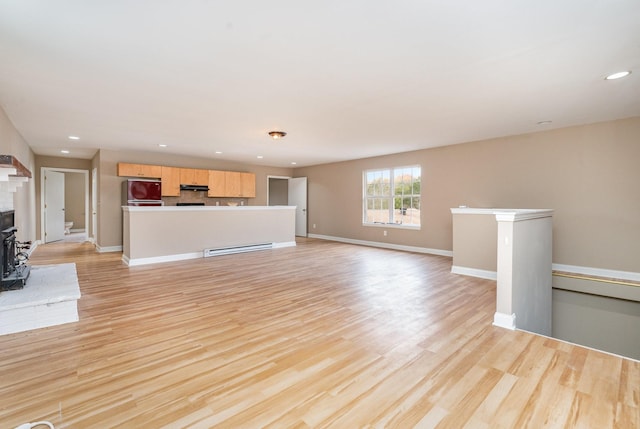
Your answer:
0;210;30;291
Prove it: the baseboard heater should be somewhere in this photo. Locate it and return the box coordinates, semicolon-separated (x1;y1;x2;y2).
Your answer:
203;243;273;257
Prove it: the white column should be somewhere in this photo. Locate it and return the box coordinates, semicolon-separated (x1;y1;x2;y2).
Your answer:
493;209;553;335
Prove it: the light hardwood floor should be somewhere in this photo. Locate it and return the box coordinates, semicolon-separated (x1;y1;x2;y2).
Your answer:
1;238;638;428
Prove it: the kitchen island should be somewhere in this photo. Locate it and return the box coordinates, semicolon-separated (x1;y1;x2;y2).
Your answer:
122;206;296;266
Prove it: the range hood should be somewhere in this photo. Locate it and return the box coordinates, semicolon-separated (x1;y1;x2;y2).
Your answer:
180;184;209;192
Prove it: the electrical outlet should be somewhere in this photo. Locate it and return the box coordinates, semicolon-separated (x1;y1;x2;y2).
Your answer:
383;230;387;236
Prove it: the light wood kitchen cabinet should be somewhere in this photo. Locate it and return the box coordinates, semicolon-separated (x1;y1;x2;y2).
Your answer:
180;168;208;186
207;170;226;197
117;163;162;178
207;170;255;197
161;166;181;196
240;172;256;198
225;171;242;197
223;171;256;198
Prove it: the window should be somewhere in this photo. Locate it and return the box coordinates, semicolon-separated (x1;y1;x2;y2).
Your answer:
363;166;421;227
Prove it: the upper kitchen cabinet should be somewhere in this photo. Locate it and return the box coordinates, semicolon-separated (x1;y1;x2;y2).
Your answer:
161;166;181;196
208;170;255;198
225;171;242;197
180;168;209;186
208;170;226;197
224;171;256;198
240;172;256;198
117;163;162;178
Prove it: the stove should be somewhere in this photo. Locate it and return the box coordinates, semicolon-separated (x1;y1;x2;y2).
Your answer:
0;210;30;291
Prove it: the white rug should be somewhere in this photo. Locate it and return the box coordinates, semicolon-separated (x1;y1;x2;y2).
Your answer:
0;263;81;335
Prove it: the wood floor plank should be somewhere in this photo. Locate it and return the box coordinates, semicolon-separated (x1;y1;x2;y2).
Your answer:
0;238;637;428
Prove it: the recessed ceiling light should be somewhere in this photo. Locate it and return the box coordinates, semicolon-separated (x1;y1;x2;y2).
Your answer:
291;162;297;165
158;144;168;148
257;155;264;159
68;136;80;140
61;150;70;154
215;151;222;154
605;71;631;80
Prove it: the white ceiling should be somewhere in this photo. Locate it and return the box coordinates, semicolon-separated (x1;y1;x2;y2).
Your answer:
0;1;639;167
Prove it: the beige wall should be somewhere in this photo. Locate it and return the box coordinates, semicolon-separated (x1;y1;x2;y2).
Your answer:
296;116;640;273
452;213;498;272
0;106;36;242
96;149;294;249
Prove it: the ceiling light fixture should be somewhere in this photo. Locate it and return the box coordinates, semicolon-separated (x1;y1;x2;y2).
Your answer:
68;136;80;140
605;71;631;80
158;144;167;148
268;130;287;140
257;155;264;159
61;150;70;154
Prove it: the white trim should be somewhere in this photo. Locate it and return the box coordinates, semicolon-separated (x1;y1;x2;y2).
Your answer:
553;263;640;283
451;265;497;280
267;175;292;207
494;209;554;222
272;241;296;249
493;312;516;330
308;233;452;257
96;245;123;253
124;252;202;266
122;205;295;212
362;222;421;231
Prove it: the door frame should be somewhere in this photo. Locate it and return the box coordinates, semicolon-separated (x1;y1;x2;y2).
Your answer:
40;167;90;244
267;175;308;237
267;175;291;206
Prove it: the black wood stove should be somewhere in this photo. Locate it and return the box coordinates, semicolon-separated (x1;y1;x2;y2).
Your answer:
0;210;30;291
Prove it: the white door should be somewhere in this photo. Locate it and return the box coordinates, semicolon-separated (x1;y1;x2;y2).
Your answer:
92;167;97;242
288;177;307;237
44;170;65;243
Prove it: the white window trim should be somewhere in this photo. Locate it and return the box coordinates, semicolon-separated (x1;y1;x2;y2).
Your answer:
362;165;421;230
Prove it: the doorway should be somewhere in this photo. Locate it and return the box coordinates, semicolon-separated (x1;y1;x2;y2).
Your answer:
267;176;307;237
40;167;90;244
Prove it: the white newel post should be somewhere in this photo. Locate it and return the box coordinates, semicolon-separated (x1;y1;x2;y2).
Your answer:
493;209;553;336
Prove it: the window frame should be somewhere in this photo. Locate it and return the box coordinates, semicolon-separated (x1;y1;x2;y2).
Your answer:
362;165;421;230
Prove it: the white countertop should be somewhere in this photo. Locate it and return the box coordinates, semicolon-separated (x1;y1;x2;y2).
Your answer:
123;205;296;212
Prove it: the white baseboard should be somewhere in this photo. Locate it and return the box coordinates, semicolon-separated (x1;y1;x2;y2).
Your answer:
273;241;297;249
493;312;516;330
96;245;123;253
552;263;640;283
124;252;202;267
451;265;497;280
307;234;453;257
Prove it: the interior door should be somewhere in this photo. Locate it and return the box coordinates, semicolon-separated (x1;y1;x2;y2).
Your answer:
44;170;65;243
288;177;307;237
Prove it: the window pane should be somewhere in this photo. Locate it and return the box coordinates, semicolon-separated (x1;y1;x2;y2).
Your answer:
366;170;391;197
366;198;391;223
